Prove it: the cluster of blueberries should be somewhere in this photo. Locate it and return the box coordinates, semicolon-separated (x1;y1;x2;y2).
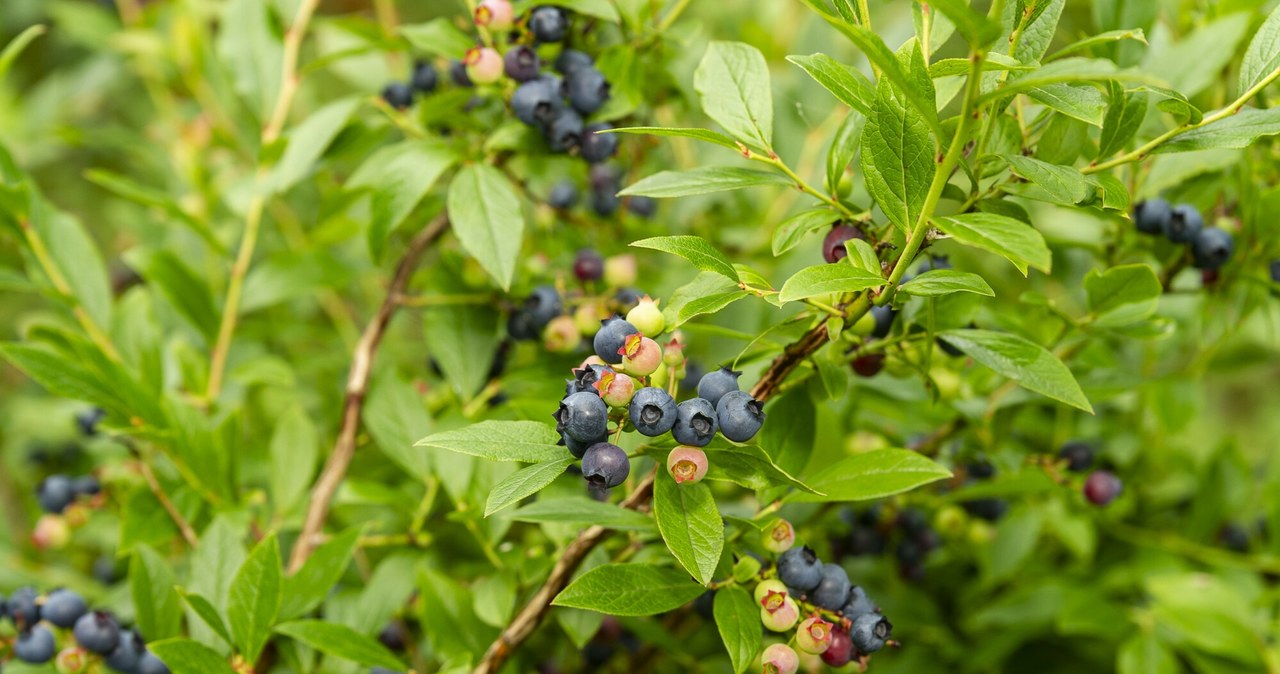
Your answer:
1058;441;1123;507
505;249;647;350
1;587;168;674
754;543;892;671
36;474;101;515
1133;199;1234;272
840;506;942;582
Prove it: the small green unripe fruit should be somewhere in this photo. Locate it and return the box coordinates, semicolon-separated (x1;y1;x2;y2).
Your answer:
759;596;799;632
604;254;637;288
575;302;607;337
626;297;666;337
849;311;877;336
754;579;788;606
796;616;833;654
543;315;580;354
934;504;968;538
837;172;853;198
762;519;795;553
761;643;800;674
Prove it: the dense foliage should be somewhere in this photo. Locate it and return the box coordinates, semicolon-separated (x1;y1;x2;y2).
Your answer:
4;0;1280;672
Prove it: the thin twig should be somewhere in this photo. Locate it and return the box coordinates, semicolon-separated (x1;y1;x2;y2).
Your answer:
287;213;451;573
138;459;199;547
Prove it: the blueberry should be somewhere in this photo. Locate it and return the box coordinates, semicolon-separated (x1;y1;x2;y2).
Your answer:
565;67;610;115
507;309;540;341
137;651;171;674
548;180;579;209
627;196;656;219
569;364;609;395
593;316;638;364
1192;228;1234;270
612;288;644;313
672;398;718;447
74;475;102;497
1165;203;1204;243
1219;523;1249;552
7;586;40;628
94;555;123;584
962;498;1008;521
554;392;609;444
1058;441;1094;473
822;224;866;263
512;78;563;128
38;474;76;514
776;546;823;592
849;612;892;653
555;49;593;75
1084;470;1123;506
74;611;121;654
378;623;408;651
381;82;414;110
76;407;106;436
107;629;145;673
966;460;996;480
43;588;88;628
563;432;600;459
870;305;895;339
898;507;929;534
1272;260;1280;283
503;45;541;82
841;585;877;618
696;367;741;408
715;390;764;442
848;526;886;556
810;563;851;610
15;625;56;663
1134;198;1171;235
411;61;438;94
590;188;620;216
851;352;886;377
574;248;605;282
588;163;619;191
545;108;584;153
581;442;630;488
629;387;677;436
529;6;568;42
449;59;473;87
820;626;854;667
937;336;964;356
580;124;618;163
524;285;563;329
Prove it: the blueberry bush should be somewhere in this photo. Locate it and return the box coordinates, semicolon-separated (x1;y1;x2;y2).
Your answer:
4;0;1280;672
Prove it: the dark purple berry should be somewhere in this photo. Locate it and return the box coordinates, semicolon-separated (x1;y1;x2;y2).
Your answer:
574;248;604;282
503;45;541;82
822;224;866;263
1084;470;1123;506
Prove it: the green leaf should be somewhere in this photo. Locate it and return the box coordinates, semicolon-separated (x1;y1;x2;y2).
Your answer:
937;329;1093;412
274;621;403;670
844;238;881;275
553;564;707;615
1241;4;1280;96
1143;13;1250;98
979;58;1123;104
789;449;952;503
1027;84;1106;126
1099;82;1147;157
772;208;842;256
268;405;318;513
0;25;46;83
348;141;456;261
899;270;994;297
423;303;499;400
759;390;815;476
920;0;1002;48
662;272;748;329
32;203;112;331
1118;632;1179;674
227;536;282;663
148;638;236;674
826;110;866;195
446;163;523;290
364;374;433;480
266;97;359;194
484;458;574;516
631;235;740;282
1084;263;1161;326
619;167;792;198
786;53;875;114
131;546;183;641
400;18;474;59
179;591;232;646
504;498;656;532
280;527;361;621
843;27;942;140
932;213;1052;275
216;0;282;119
1154;107;1280;154
1000;155;1089;204
188;517;245;639
653;477;723;585
124;249;218;342
861;42;936;233
714;586;762;674
413;420;565;462
83;170;221;252
1048;28;1148;61
552;0;620;22
604;126;741;151
693;42;774;150
778;263;884;303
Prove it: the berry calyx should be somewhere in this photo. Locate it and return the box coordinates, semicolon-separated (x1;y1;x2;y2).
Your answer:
666;446;708;484
625;296;665;338
795;616;833;654
753;579;788;606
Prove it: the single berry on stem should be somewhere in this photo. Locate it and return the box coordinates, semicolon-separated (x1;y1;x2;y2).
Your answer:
618;333;662;376
762;518;795;553
821;626;855;667
43;589;88;628
574;248;605;282
411;61;438;94
628;387;677;436
503;45;541;82
1164;203;1203;243
776;546;823;592
592;316;638;364
626;297;665;338
464;47;504;84
1058;441;1094;473
529;6;568;42
565;67;611;114
666;446;708;484
672;398;718;447
581;442;630;488
513;78;564;127
795;616;834;654
761;643;800;674
73;611;121;655
1133;198;1171;235
15;625;56;663
715;390;765;442
473;0;514;31
695;367;741;408
580;124;619;163
822;223;866;263
554;392;609;443
759;596;800;632
810;562;851;611
381;82;413;110
1191;227;1234;270
1084;470;1123;506
850;612;892;653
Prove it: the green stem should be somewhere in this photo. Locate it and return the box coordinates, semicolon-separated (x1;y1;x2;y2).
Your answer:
755;154;861;221
20;219;121;362
656;0;692;32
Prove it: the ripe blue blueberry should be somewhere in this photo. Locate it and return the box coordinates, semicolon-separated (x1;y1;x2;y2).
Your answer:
777;546;822;592
849;613;892;653
696;367;741;408
962;498;1008;521
1134;198;1171;235
507;309;539;341
137;651;171;674
580;124;618;164
715;390;764;442
6;587;40;628
591;188;619;216
524;285;563;329
565;67;610;115
74;475;101;497
107;629;145;673
841;585;877;618
629;387;677;436
562;432;604;459
545;108;584;153
555;49;593;75
627;196;656;219
554;392;609;444
810;563;851;611
672;398;718;447
1272;260;1280;283
1164;203;1203;243
593;316;638;364
449;59;473;87
411;61;438;94
581;442;630;488
381;82;414;110
76;407;105;436
613;288;644;313
94;555;123;584
870;305;895;339
43;588;88;628
503;45;541;82
74;611;122;655
1058;441;1094;473
548;180;579;209
1191;227;1234;270
512;78;563;127
38;474;76;514
529;6;568;43
15;625;56;663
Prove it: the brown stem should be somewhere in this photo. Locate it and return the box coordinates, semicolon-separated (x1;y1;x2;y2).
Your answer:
286;214;450;573
138;459;199;547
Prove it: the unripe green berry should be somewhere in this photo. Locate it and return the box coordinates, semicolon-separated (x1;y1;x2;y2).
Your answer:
934;504;968;538
575;302;607;337
796;616;833;654
759;596;799;632
762;519;795;553
56;648;88;674
543;315;580;353
762;643;800;674
603;254;637;288
662;337;684;367
753;579;788;606
626;297;666;337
